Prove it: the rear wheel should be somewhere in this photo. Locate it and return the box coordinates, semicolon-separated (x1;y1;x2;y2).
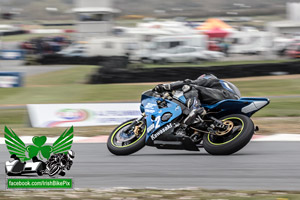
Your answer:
203;114;254;155
107;119;147;155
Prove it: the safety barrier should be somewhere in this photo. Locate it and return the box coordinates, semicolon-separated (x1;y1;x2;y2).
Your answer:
90;61;300;84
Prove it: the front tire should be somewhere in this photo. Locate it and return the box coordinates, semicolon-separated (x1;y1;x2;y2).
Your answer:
107;119;147;155
203;114;254;155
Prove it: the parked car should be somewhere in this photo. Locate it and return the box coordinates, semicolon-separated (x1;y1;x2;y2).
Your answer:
143;46;224;64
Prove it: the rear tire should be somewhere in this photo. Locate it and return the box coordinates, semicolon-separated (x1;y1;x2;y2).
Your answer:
107;119;147;156
203;114;254;155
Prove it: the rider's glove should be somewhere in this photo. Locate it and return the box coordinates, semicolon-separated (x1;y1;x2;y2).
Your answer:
182;85;191;92
154;84;164;93
184;79;192;84
162;84;171;91
154;84;171;92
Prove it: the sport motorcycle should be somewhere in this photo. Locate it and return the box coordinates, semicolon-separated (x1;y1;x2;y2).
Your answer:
107;84;269;155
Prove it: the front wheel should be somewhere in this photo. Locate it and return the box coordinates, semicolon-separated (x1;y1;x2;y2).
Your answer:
107;118;147;155
203;114;254;155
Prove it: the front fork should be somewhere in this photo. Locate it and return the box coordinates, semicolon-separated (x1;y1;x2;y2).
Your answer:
123;113;146;134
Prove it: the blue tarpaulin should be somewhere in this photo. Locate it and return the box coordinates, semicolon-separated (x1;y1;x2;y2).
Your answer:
0;72;23;87
0;50;24;60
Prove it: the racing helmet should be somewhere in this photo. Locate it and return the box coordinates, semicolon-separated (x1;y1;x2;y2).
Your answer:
67;150;75;159
197;74;218;80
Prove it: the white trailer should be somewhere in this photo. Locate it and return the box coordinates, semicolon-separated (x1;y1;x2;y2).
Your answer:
151;35;208;50
227;31;272;54
130;34;209;62
58;36;141;57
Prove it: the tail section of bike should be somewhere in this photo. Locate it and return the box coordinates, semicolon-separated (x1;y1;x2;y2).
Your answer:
203;97;270;118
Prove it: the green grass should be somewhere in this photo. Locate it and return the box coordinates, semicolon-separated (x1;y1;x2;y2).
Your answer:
0;65;299;135
0;65;153;104
232;78;300;97
143;59;295;68
252;98;300;117
0;109;27;124
0;84;151;104
0;64;299;106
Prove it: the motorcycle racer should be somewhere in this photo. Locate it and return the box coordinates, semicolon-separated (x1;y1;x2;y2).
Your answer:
154;74;240;126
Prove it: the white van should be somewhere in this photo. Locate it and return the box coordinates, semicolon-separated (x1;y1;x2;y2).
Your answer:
227;31;272;54
58;36;141;57
151;35;208;50
131;35;208;62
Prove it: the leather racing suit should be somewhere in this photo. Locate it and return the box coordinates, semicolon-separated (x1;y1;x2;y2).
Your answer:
154;74;240;126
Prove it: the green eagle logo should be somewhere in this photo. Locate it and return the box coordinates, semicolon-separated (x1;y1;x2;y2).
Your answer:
4;126;74;162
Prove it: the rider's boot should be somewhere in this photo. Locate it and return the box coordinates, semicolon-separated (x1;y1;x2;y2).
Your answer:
183;88;205;127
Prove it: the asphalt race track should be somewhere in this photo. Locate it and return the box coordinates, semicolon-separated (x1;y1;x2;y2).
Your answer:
0;60;74;76
0;142;299;190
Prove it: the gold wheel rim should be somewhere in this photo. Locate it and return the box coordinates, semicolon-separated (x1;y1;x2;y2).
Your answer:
215;120;234;136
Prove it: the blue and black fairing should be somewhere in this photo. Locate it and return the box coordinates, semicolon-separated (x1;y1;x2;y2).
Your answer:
140;90;199;151
202;97;270;118
140;90;182;143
